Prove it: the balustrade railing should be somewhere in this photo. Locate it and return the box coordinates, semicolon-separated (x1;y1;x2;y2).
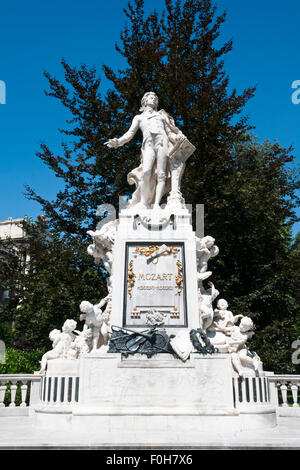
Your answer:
267;374;300;416
0;374;42;414
232;376;271;409
40;375;80;407
1;373;300;417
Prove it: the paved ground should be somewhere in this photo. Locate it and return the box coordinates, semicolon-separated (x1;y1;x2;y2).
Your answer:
0;416;300;449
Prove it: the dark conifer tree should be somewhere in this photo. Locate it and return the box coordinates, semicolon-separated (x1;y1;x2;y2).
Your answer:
26;0;256;238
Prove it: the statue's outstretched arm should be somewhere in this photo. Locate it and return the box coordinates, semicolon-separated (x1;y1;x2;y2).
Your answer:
104;115;140;148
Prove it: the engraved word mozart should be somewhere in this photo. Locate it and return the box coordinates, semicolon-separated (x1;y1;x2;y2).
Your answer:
138;273;173;281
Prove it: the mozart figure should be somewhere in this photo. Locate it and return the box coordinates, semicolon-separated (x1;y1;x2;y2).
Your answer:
104;91;186;209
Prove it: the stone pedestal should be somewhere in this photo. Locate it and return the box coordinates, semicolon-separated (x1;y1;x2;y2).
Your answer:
30;93;281;444
33;205;277;441
77;353;235;413
111;207;199;334
69;353;276;441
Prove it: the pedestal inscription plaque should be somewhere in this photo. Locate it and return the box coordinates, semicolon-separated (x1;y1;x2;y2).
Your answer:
123;242;187;328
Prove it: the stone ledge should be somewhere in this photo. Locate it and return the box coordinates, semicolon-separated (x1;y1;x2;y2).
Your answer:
72;406;239;416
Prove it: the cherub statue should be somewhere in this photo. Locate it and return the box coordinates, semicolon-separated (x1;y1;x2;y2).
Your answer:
73;325;93;356
87;242;112;272
87;220;117;273
198;281;219;331
97;288;112;351
79;288;112;353
79;301;103;352
38;319;77;374
225;317;260;377
99;308;111;352
196;236;219;281
211;299;243;333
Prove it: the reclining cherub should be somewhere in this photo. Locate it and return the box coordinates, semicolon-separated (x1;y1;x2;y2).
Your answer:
39;319;77;374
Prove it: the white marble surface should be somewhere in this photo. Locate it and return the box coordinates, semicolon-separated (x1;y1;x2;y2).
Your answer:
0;416;298;448
42;352;277;437
46;359;80;376
78;353;235;412
111;208;199;334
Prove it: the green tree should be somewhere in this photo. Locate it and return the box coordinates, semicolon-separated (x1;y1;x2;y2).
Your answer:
0;220;106;350
26;0;256;239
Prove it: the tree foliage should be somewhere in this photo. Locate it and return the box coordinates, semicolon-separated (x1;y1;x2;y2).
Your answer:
26;0;256;238
0;220;106;350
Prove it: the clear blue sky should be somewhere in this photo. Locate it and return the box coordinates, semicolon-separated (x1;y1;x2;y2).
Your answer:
0;0;300;234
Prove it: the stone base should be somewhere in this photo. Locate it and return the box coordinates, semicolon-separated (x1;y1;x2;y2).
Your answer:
34;353;277;440
2;415;300;449
0;407;29;417
35;406;73;429
70;413;277;445
78;353;235;410
75;353;276;437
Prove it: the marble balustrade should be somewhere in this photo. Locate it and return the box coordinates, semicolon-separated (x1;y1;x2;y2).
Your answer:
268;375;300;416
0;374;41;412
1;372;300;416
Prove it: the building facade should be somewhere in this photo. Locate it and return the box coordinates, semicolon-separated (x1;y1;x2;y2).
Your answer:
0;217;28;308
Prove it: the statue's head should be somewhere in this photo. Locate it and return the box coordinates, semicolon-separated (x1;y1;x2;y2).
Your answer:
49;329;60;341
62;319;77;333
239;316;253;333
140;92;158;111
203;236;215;248
80;301;94;315
217;299;228;310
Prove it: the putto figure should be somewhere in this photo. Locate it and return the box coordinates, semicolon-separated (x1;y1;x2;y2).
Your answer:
104;91;187;209
212;299;243;333
198;281;219;331
226;317;260;377
38;319;78;374
196;236;219;282
79;301;105;353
